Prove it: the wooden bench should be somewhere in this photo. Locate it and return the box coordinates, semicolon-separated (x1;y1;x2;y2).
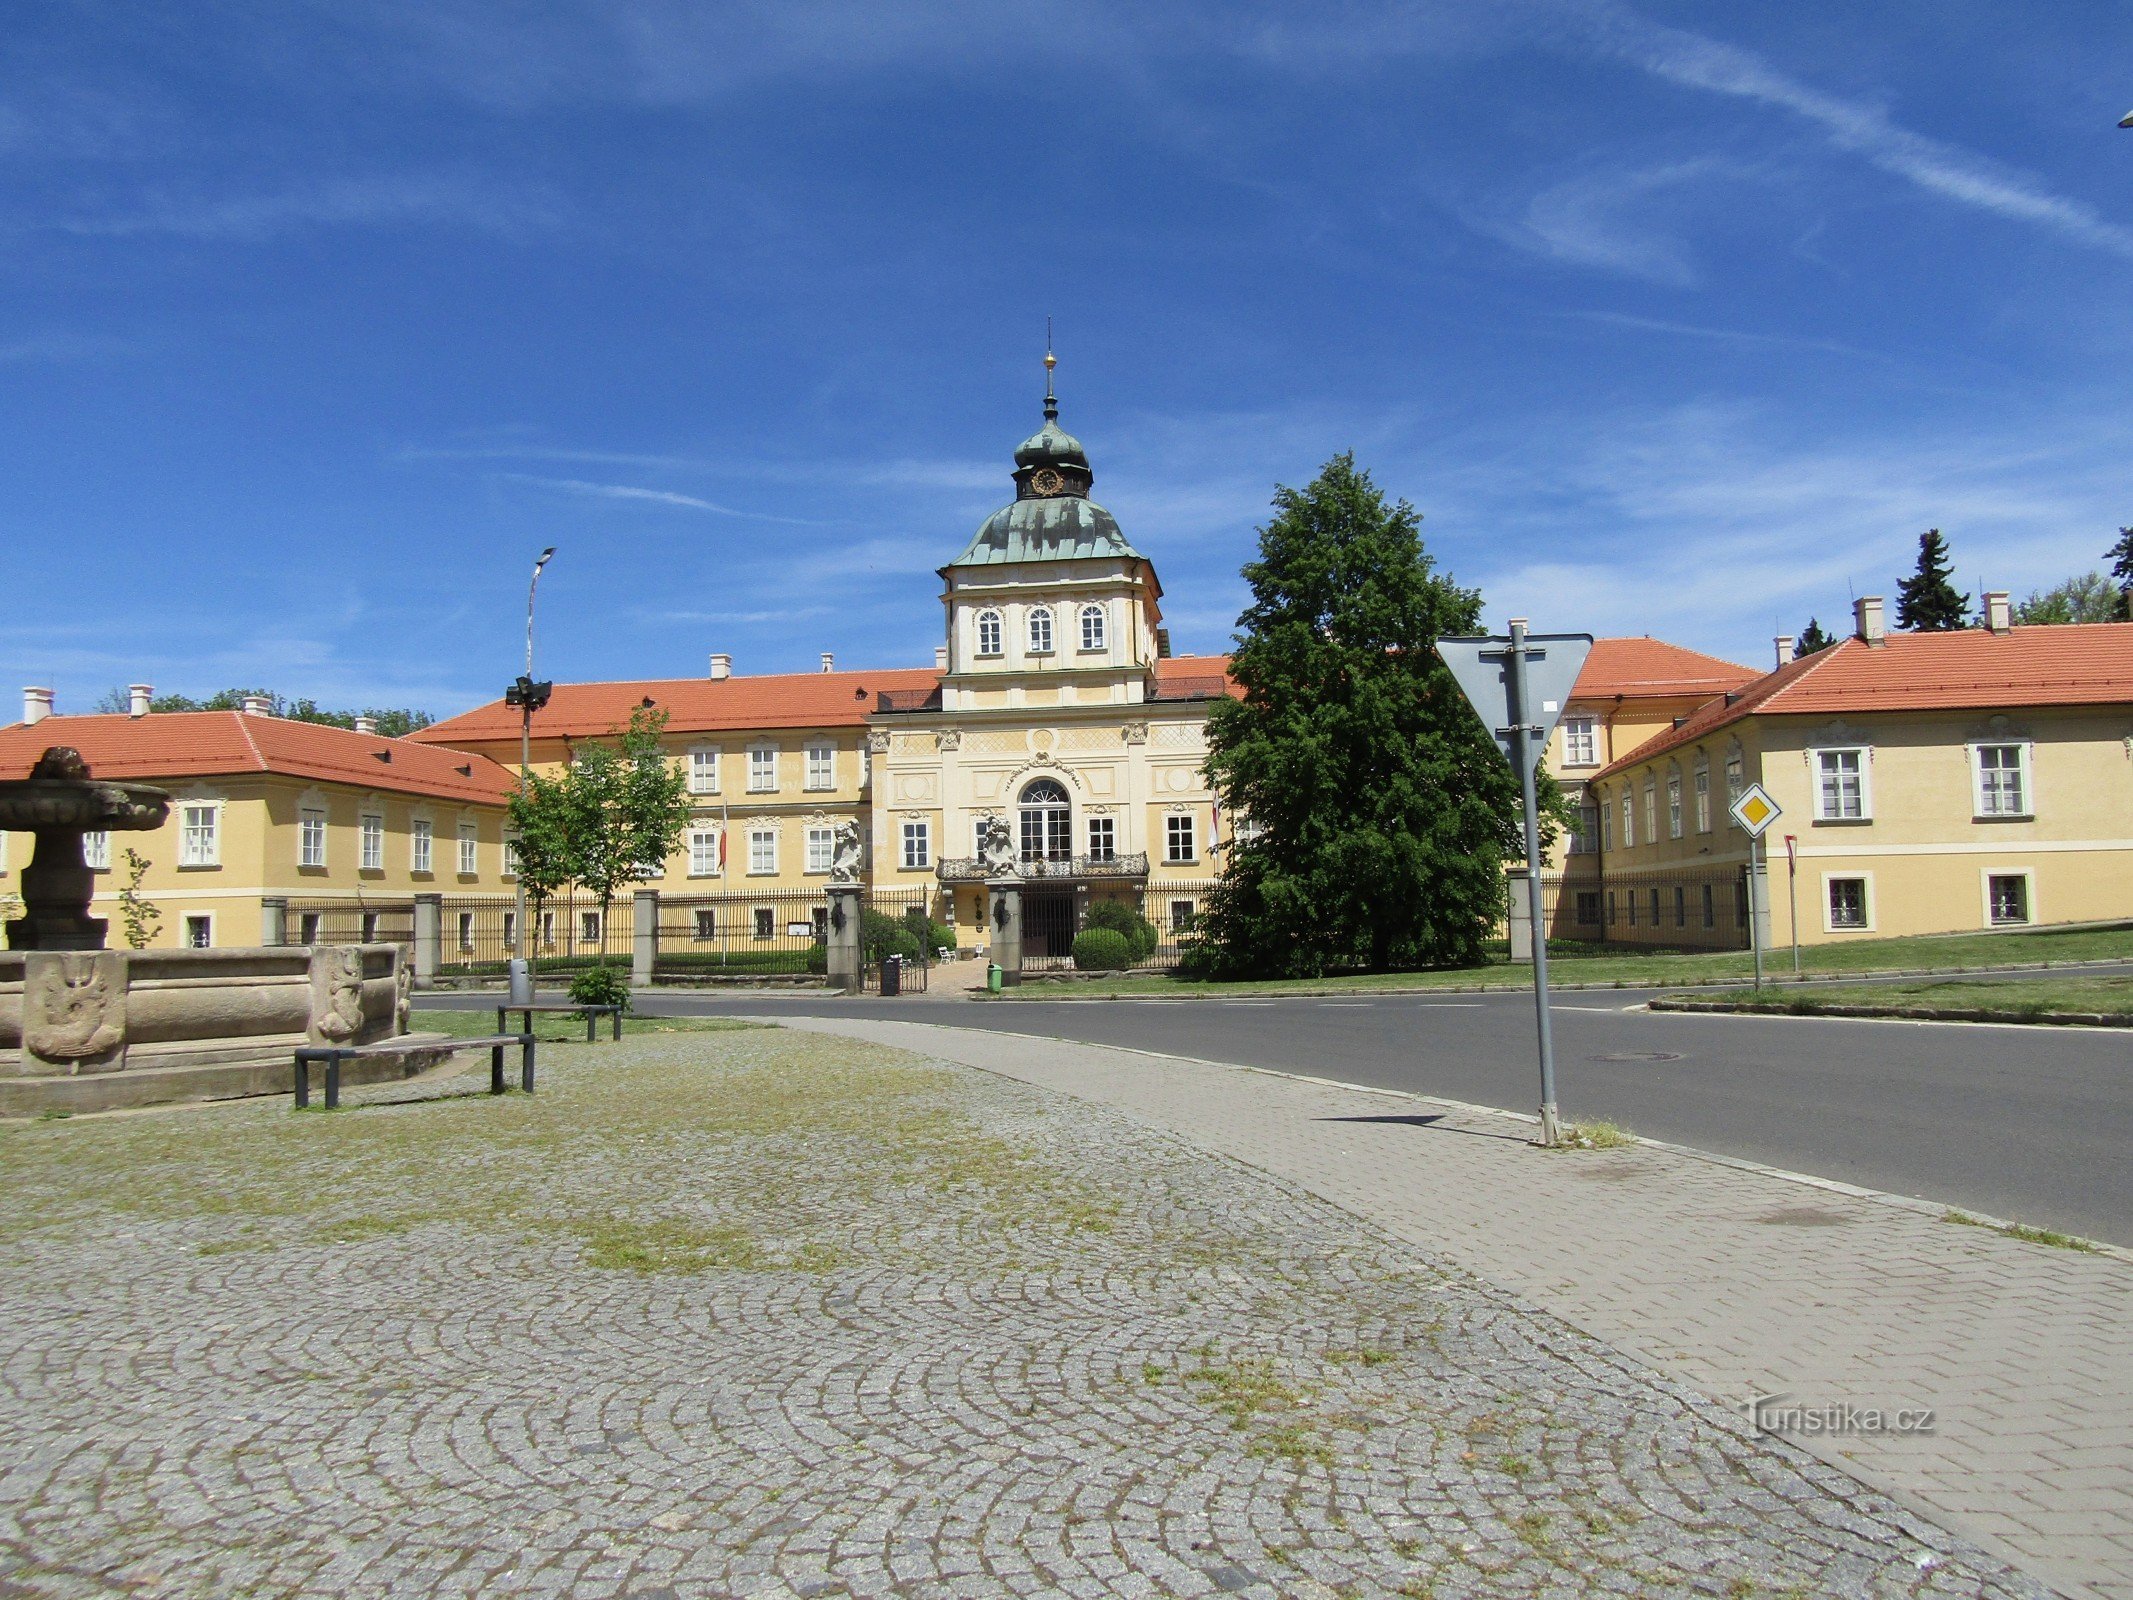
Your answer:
294;1031;535;1110
496;1002;624;1043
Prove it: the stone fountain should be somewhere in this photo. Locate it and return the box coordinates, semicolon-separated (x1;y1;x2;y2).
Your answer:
1;747;425;1113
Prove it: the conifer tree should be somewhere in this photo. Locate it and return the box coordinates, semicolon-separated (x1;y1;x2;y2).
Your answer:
1793;618;1835;657
2108;526;2133;621
1197;455;1539;978
1895;529;1971;631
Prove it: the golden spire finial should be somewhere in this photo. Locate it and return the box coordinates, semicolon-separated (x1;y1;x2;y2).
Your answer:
1042;317;1058;415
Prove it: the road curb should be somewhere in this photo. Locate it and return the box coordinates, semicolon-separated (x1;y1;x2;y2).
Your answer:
1653;996;2130;1028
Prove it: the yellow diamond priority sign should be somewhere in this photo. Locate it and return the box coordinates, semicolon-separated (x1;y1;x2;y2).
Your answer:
1729;782;1782;838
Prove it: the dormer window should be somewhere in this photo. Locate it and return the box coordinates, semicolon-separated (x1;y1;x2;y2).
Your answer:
1079;604;1106;652
976;609;1003;657
1028;606;1054;655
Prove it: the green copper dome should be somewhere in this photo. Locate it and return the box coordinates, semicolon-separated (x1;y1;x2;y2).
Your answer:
946;391;1142;569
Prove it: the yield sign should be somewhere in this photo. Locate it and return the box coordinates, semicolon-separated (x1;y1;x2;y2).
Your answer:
1438;632;1594;771
1730;782;1782;838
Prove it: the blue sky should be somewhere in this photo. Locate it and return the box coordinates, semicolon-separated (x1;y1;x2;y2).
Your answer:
6;1;2132;717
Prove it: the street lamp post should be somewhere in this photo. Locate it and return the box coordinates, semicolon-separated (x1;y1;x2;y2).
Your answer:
504;548;556;988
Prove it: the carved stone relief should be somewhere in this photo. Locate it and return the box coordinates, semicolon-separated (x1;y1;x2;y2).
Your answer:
23;951;126;1069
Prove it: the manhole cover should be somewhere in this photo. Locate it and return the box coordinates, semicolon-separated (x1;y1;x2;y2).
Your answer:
1591;1050;1685;1062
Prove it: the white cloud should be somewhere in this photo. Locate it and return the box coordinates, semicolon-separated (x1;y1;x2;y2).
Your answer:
1495;156;1745;287
31;171;557;241
496;473;829;525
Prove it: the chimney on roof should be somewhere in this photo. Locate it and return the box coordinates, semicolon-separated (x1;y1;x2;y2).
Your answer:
1773;635;1795;669
934;645;948;671
708;652;732;681
1984;590;2012;634
1155;627;1172;659
820;652;835;674
128;683;152;718
241;693;273;717
353;714;378;735
22;687;53;726
1853;595;1886;647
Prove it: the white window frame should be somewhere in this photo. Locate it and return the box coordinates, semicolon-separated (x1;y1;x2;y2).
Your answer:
179;802;221;868
1641;779;1657;845
1600;798;1614;850
1619;790;1634;850
1981;868;2036;927
82;830;110;871
456;910;475;951
359;811;385;872
501;910;518;951
805;741;835;792
689;828;722;878
747;827;777;875
410;817;433;875
1970;742;2033;820
1693;762;1711;834
1087;815;1116;862
183;912;214;949
1724;751;1745;815
901;819;931;871
747;744;778;794
300;808;328;869
503;835;521;879
1165;813;1197;864
1562;715;1598;768
806;825;835;874
1823;872;1875;933
458;823;478;876
580;910;602;946
1811;746;1872;822
1665;773;1683;840
689;748;720;795
1027;605;1054;656
975;608;1003;657
1079;604;1106;653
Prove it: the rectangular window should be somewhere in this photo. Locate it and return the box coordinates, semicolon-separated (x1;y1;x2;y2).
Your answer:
805;742;834;791
360;813;384;871
1694;767;1711;834
749;828;776;874
812;906;830;939
1987;873;2030;925
540;911;555;948
1673;885;1686;927
580;911;601;946
83;830;110;871
502;911;517;950
1666;776;1682;840
1574;891;1602;926
360;911;379;943
411;819;433;875
297;809;327;868
807;825;835;873
1828;877;1869;929
1974;744;2030;818
1725;753;1744;811
1607;891;1617;926
180;803;219;867
694;908;718;940
1600;800;1614;850
1621;792;1635;849
456;911;474;950
1562;716;1598;766
1569;802;1599;855
299;912;321;945
1627;893;1637;927
1815;749;1868;820
184;914;211;949
1169;899;1196;933
458;824;478;875
690;749;720;795
753;907;775;939
1649;887;1661;926
1701;884;1714;928
1642;781;1657;845
503;836;521;877
748;746;777;793
1087;816;1116;862
1165;814;1196;863
901;820;931;870
690;828;721;877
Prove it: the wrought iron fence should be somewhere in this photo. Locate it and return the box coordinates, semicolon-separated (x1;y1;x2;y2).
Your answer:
655;888;826;979
433;893;630;976
1551;862;1751;953
936;853;1150;884
280;900;415;952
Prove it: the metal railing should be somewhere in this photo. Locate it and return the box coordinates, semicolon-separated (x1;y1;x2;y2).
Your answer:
655;888;825;979
936;852;1150;884
433;893;630;976
1523;862;1751;953
281;900;415;952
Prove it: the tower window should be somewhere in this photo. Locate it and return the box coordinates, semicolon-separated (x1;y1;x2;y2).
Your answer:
1079;604;1106;652
976;609;1003;657
1028;607;1054;655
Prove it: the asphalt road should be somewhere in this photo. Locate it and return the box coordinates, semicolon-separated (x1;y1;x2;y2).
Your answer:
420;983;2132;1247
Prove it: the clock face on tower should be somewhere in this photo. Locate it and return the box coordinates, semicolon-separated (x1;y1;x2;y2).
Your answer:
1029;468;1064;496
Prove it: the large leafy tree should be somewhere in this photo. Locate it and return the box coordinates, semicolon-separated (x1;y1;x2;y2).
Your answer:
1895;529;1971;631
2013;572;2122;625
1197;454;1537;978
92;686;433;734
1793;618;1836;657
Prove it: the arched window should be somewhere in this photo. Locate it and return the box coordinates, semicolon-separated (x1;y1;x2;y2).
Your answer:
1079;604;1105;652
1018;778;1071;862
1028;606;1054;655
975;609;1002;657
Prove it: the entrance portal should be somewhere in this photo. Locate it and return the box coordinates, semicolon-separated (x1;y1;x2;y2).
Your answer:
1023;891;1076;964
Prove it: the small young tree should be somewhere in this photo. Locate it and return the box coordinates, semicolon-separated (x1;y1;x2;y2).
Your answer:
1198;454;1540;979
1793;618;1836;657
506;767;583;977
2108;526;2133;620
117;848;163;949
2013;572;2122;625
1895;529;1971;631
562;707;694;965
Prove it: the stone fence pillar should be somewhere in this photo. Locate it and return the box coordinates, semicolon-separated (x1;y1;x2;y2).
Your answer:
826;884;863;995
632;888;659;989
1506;868;1533;962
987;879;1023;987
260;896;288;948
412;893;442;988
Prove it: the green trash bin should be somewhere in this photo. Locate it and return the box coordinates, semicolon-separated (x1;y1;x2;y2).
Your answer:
986;963;1003;994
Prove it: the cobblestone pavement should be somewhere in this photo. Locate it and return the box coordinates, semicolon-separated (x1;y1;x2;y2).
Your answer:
0;1028;2050;1600
769;1017;2129;1600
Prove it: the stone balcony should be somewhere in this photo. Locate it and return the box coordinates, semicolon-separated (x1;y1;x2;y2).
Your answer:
936;853;1150;884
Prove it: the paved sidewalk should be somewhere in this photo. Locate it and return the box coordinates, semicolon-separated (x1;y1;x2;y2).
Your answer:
772;1016;2133;1600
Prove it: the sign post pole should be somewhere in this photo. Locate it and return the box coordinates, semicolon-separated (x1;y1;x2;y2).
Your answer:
1504;620;1562;1147
1726;783;1783;993
1748;832;1765;991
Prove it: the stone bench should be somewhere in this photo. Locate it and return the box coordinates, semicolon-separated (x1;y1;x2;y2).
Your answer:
294;1031;534;1110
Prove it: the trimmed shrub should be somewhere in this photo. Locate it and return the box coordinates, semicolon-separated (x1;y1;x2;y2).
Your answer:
1072;927;1132;972
1083;899;1159;962
568;962;631;1013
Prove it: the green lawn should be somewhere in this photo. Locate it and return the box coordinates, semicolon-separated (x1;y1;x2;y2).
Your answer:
1661;974;2133;1022
412;1006;764;1042
1001;921;2133;1000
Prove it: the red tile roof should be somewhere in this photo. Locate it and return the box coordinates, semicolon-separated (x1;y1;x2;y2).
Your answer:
414;667;945;744
1572;638;1757;700
1592;622;2133;780
1151;654;1239;701
0;712;517;804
